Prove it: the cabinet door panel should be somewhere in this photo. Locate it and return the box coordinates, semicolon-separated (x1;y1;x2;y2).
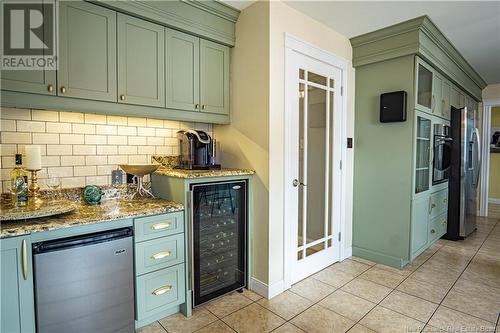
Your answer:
1;2;56;95
118;14;165;107
58;1;117;101
0;236;35;333
200;39;229;115
411;196;430;256
432;73;443;116
166;29;199;111
415;58;433;113
441;79;451;119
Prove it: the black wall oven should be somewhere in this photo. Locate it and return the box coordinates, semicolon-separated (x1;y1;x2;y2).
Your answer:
191;180;247;306
433;124;452;185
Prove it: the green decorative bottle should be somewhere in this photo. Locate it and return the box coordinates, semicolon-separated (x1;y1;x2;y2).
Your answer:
10;154;28;206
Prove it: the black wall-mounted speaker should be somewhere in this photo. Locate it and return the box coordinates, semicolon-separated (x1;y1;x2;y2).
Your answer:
380;91;407;123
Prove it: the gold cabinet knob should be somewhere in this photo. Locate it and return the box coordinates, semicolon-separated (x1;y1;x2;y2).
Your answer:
195;104;199;109
202;105;206;110
120;94;126;101
443;198;448;203
60;86;66;94
430;229;436;234
431;203;436;208
47;84;54;92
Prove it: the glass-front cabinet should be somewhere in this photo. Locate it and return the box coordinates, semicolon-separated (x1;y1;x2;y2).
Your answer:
416;59;434;113
415;115;432;194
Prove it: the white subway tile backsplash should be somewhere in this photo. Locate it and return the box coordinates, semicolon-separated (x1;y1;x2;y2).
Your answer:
96;145;117;155
47;144;72;155
72;123;95;134
0;107;212;190
2;132;31;144
61;155;85;166
85;155;107;166
17;121;45;133
32;133;59;144
84;113;107;124
32;110;58;121
46;122;72;133
74;145;97;155
107;115;127;125
96;125;117;135
117;126;137;136
127;117;147;126
1;107;31;120
59;111;84;123
60;134;84;144
74;166;97;176
128;136;147;145
84;135;106;145
1;119;16;131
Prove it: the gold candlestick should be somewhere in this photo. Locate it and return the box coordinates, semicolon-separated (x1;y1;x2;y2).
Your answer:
27;169;43;205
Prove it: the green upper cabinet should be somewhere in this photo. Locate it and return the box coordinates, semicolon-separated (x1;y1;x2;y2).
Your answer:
1;1;56;96
58;1;117;101
118;14;165;107
0;236;35;333
166;29;200;111
200;39;230;115
415;58;434;113
441;79;451;119
432;72;443;117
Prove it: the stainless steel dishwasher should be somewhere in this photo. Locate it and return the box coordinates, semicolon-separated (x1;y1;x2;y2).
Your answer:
33;227;135;333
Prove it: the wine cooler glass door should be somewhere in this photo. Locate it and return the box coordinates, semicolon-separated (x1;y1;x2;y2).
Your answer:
191;180;246;306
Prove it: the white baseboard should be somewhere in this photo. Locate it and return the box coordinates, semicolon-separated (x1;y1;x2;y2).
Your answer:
249;277;285;299
488;198;500;204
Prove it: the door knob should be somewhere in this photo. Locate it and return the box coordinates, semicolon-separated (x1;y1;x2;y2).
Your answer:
292;179;306;187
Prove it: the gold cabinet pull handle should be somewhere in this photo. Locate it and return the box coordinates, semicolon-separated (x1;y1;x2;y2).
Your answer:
151;222;171;230
60;86;66;94
120;94;126;101
151;251;171;260
47;84;54;92
430;229;436;234
152;285;172;296
22;239;28;280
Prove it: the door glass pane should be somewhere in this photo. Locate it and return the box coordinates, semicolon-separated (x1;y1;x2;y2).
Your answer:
307;71;327;86
298;82;305;247
328;91;334;241
305;85;326;247
415;116;431;193
417;64;432;108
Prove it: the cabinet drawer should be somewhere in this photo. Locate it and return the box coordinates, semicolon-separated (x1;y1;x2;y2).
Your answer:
429;213;447;243
134;212;184;242
136;264;185;321
135;233;184;275
429;189;448;219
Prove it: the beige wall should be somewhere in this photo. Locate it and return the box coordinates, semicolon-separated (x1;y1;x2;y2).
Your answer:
214;1;270;283
0;107;211;191
483;83;500;100
268;1;355;285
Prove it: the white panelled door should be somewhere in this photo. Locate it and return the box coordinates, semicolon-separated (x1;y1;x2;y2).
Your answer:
285;49;343;284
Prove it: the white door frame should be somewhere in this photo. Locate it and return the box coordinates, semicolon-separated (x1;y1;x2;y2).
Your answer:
283;33;349;289
480;98;500;216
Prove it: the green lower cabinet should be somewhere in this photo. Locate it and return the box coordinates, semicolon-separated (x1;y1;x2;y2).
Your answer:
200;39;230;115
0;236;36;333
135;263;186;322
135;233;184;276
118;14;165;107
411;196;430;258
58;1;117;101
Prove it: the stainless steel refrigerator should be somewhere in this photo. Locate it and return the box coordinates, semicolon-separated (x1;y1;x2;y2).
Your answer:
446;106;481;240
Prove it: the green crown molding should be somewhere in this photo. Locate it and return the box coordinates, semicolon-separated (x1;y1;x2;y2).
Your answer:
183;0;240;23
95;0;238;46
350;15;487;100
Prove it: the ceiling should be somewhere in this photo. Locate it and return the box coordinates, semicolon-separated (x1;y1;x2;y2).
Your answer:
221;1;500;84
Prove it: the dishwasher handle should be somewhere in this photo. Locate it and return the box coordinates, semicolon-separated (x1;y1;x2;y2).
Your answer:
33;227;133;254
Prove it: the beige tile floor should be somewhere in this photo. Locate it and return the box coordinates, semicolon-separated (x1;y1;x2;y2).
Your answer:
138;210;500;333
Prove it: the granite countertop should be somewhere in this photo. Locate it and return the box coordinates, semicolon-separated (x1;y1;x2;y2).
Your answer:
0;197;184;239
154;167;255;179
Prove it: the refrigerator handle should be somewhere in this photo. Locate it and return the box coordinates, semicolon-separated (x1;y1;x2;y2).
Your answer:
473;127;481;188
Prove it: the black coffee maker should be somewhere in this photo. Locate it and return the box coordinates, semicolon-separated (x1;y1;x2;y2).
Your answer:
176;130;220;170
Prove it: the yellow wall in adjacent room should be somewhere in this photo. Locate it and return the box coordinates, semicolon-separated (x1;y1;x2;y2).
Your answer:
489;107;500;200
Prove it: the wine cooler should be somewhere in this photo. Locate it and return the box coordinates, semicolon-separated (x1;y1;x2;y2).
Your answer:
191;180;247;306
